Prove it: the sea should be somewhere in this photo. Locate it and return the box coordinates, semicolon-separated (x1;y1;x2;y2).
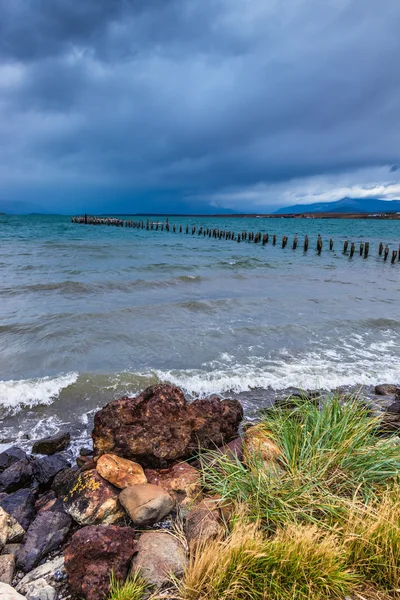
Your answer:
1;214;399;450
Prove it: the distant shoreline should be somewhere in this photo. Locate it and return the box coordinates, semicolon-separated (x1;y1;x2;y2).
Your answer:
101;212;400;219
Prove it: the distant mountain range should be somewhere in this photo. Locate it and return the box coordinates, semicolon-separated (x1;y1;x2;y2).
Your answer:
276;197;400;214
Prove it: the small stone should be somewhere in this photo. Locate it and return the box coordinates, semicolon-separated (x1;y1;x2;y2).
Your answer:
0;460;34;494
96;454;147;489
145;462;202;507
32;455;70;489
387;401;400;414
20;579;56;600
64;525;136;600
130;531;186;589
375;384;399;396
63;469;124;526
79;448;93;457
0;582;27;600
16;510;71;572
0;554;15;585
0;507;25;550
0;489;37;531
119;484;174;526
0;449;28;474
32;433;71;456
17;556;64;595
185;500;222;547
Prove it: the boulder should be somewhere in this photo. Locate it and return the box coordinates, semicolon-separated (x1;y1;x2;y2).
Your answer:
0;460;34;494
130;531;186;589
63;469;124;525
119;484;174;526
0;448;28;473
92;384;243;468
18;579;56;600
96;454;147;489
17;556;64;596
387;401;400;414
0;507;25;550
0;583;26;600
0;489;36;531
16;510;71;572
65;525;136;600
0;554;15;585
145;462;202;507
375;384;399;396
32;455;70;489
51;468;78;498
32;432;70;456
185;499;222;547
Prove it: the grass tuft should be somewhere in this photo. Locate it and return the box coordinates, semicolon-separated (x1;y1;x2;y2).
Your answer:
107;571;148;600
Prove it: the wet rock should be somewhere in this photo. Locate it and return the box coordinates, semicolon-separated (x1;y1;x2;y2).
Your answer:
0;449;28;474
16;510;71;572
65;525;136;600
119;484;174;526
51;468;78;498
0;460;34;494
32;432;70;456
32;455;70;489
387;401;400;414
63;469;124;526
96;454;147;489
1;544;20;557
17;556;64;596
0;554;15;585
375;384;399;396
0;489;36;531
130;531;186;589
76;456;95;469
92;384;243;468
145;462;202;507
79;447;93;457
0;583;26;600
0;507;25;549
185;499;222;547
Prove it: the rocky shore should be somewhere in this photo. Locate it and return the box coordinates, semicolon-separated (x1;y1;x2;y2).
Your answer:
1;382;399;600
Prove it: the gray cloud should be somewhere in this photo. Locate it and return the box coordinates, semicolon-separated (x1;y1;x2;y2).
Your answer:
1;0;400;212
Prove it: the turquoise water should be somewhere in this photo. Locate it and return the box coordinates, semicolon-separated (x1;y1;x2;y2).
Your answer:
0;214;399;444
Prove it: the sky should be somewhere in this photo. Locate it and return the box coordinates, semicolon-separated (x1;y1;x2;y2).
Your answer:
1;0;400;214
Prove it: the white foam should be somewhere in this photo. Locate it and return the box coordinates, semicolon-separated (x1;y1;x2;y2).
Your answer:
0;372;78;413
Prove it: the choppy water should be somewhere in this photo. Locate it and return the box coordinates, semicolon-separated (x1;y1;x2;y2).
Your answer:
1;214;399;447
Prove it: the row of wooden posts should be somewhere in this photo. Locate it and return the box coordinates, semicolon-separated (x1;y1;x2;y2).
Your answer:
72;215;400;264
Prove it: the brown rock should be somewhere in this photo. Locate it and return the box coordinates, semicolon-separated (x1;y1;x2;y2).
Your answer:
130;531;186;589
92;384;243;468
185;499;222;547
0;554;15;585
119;484;174;526
145;462;202;507
0;507;25;551
96;454;147;489
243;425;283;475
65;525;136;600
375;384;399;396
63;469;124;526
32;432;70;455
1;544;20;557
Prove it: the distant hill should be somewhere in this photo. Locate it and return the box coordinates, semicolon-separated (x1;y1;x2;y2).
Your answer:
276;197;400;215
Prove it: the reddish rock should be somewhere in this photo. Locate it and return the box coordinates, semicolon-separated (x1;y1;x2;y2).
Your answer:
96;454;147;489
185;499;222;547
145;462;202;506
63;469;124;526
65;525;136;600
92;384;243;468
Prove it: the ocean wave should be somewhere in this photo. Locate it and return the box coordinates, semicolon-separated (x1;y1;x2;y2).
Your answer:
0;372;78;414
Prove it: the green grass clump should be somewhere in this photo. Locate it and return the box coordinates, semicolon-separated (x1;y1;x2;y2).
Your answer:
201;396;400;530
107;571;148;600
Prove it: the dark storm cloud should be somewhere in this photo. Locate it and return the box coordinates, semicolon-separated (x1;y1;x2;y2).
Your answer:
1;0;400;212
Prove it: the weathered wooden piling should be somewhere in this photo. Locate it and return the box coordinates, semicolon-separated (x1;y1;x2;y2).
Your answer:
359;242;364;256
273;234;277;246
364;242;369;259
392;250;398;264
330;239;333;251
282;235;288;249
350;242;355;258
293;235;298;250
379;242;384;256
304;235;309;252
384;245;389;261
343;240;349;254
317;235;322;255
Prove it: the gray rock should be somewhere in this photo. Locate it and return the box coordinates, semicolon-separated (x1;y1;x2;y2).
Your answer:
0;460;34;494
32;433;70;456
0;554;15;585
0;582;27;599
20;579;57;600
130;531;186;589
387;401;400;414
119;484;174;526
51;469;77;498
0;449;27;474
375;384;399;396
0;489;37;531
17;557;64;594
16;511;71;573
185;500;222;547
32;456;70;489
1;544;21;557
